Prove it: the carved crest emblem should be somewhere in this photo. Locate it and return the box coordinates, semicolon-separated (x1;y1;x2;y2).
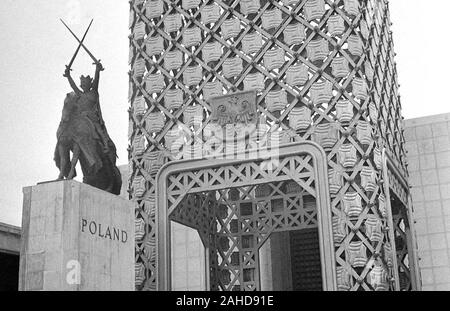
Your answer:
210;90;257;127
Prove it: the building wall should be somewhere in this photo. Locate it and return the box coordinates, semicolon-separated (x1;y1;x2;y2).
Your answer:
171;222;205;291
0;222;21;291
0;222;21;254
404;113;450;291
118;165;130;199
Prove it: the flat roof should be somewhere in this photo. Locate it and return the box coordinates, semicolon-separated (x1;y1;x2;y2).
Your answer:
0;222;21;254
404;112;450;127
0;222;21;235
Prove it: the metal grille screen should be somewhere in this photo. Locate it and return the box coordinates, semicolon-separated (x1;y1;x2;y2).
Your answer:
290;228;322;291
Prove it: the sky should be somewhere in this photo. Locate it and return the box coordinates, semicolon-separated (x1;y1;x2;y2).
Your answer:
0;0;449;226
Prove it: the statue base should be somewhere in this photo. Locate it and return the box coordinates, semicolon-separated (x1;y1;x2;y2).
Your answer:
19;180;135;291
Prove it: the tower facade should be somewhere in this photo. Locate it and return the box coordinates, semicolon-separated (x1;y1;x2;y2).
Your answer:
128;0;420;291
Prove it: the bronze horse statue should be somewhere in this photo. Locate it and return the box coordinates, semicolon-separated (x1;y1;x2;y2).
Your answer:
54;62;122;195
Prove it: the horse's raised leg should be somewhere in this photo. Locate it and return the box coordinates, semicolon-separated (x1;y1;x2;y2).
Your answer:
57;144;70;180
67;144;80;179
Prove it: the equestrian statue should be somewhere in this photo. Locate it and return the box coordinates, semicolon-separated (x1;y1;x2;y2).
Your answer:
54;19;122;195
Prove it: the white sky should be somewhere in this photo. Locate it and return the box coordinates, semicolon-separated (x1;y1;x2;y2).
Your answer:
0;0;449;226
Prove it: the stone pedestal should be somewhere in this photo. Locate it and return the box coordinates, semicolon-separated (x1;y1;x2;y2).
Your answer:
19;180;135;291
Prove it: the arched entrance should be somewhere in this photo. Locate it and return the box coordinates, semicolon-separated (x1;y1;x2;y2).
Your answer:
156;142;336;290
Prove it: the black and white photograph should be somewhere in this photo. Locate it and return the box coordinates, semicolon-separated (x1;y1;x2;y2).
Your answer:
1;0;450;298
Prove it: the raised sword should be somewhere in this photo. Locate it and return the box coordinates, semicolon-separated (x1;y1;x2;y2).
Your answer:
63;18;94;72
60;18;103;69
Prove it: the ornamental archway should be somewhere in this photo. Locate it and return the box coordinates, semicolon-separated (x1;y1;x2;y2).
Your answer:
155;141;337;290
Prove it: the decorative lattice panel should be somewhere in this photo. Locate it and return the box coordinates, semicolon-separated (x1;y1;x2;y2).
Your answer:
392;197;412;291
201;182;320;291
159;148;329;291
128;0;416;291
166;155;321;290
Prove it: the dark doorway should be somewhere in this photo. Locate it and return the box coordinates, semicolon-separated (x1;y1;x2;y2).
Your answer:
289;228;322;291
260;228;323;291
0;252;19;291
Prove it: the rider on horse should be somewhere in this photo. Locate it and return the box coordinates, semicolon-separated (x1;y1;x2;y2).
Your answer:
54;61;121;195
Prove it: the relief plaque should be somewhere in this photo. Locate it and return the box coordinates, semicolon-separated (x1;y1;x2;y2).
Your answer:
210;90;257;127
